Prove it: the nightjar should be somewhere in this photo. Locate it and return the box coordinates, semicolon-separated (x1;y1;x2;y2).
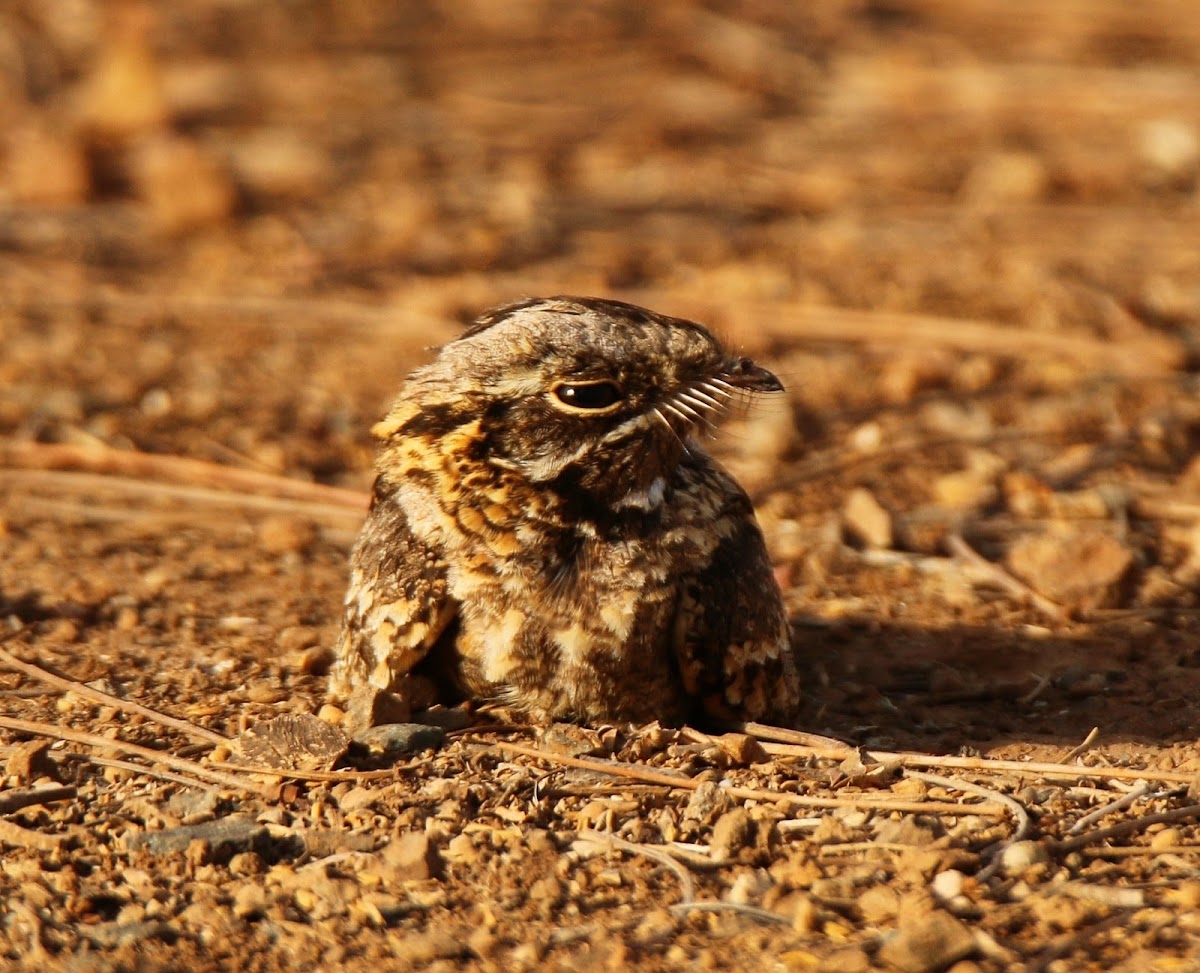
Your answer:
329;296;800;725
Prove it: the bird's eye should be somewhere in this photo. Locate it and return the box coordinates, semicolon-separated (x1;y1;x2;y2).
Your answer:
551;381;623;411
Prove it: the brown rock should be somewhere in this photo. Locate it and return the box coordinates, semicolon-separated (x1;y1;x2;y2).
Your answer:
132;134;235;234
877;910;976;973
1006;527;1135;611
381;831;441;882
257;515;318;555
236;713;349;771
343;684;412;733
843;487;893;549
710;807;755;862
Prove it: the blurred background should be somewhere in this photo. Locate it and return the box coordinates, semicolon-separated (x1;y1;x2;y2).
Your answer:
1;0;1198;483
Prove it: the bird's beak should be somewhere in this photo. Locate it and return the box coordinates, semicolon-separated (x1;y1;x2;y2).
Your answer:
721;356;783;393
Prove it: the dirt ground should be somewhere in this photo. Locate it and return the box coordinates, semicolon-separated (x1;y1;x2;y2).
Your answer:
4;1;1200;970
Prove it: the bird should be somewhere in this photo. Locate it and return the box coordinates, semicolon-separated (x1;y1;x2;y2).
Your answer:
328;296;799;726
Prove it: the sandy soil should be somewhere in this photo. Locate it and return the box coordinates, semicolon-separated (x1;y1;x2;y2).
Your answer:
3;1;1200;970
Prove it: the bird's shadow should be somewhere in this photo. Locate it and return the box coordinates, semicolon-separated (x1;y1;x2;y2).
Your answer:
789;619;1200;755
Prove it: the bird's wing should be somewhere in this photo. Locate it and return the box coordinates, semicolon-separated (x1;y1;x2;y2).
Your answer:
672;475;799;725
328;477;457;698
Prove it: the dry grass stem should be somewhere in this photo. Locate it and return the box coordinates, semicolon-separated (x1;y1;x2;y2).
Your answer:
946;533;1069;624
0;716;270;796
0;439;369;510
1056;802;1200;853
668;900;792;925
576;827;697;902
1067;782;1157;836
0;638;231;748
754;740;1200;786
0;785;77;815
496;742;1006;817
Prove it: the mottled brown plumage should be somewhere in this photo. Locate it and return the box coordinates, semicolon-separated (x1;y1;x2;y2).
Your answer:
329;296;799;725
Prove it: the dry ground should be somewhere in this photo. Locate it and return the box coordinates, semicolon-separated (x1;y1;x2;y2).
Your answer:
4;1;1200;970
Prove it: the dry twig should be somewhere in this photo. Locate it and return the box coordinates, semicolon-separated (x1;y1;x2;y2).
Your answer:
576;828;697;903
0;637;231;748
495;742;1005;817
0;785;77;815
946;533;1069;624
0;715;269;796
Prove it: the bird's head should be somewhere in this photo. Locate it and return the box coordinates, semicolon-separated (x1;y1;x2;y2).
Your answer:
377;296;783;506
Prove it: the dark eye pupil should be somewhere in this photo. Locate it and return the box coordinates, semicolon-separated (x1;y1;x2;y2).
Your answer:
555;382;621;409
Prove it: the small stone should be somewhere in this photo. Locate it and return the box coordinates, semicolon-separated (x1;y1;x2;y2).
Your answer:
710;807;754;862
232;884;268;919
3;121;89;207
132;134;235;234
337;786;377;814
165;787;220;824
344;685;412;733
278;625;320;654
1150;827;1182;850
843;487;893;549
820;948;871;973
997;840;1050;876
444;834;477;865
381;831;441;882
354;722;446;757
632;909;677;945
933;470;997;511
876;910;976;973
684;780;731;825
236;713;349;771
858;884;901;923
931;870;965;902
229;852;265;877
5;741;58;782
257;515;318;555
129;816;268;857
1006;527;1135;611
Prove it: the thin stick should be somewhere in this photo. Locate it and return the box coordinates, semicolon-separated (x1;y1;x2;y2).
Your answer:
0;439;368;510
1061;727;1101;764
66;753;223;794
946;533;1069;624
0;818;66;852
1056;802;1200;853
1067;782;1157;836
0;716;270;796
217;762;405;783
577;828;696;903
907;770;1031;880
669;901;791;925
754;740;1200;786
2;470;365;524
0;639;230;748
495;742;1005;817
0;785;77;815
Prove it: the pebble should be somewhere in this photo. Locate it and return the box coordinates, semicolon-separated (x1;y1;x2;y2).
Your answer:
129;816;268;857
1006;527;1134;610
344;685;412;732
997;840;1050;876
710;807;755;862
876;910;976;973
354;722;446;756
843;487;893;549
257;515;318;555
79;920;178;948
381;830;444;883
